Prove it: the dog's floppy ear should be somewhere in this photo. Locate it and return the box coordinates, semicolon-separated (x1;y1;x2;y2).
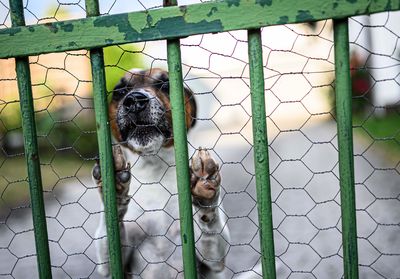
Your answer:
184;86;197;128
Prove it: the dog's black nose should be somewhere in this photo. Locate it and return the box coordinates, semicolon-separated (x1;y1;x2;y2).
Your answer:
123;92;149;113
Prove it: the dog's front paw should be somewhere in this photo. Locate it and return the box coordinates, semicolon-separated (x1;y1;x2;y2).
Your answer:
190;148;221;202
92;144;131;197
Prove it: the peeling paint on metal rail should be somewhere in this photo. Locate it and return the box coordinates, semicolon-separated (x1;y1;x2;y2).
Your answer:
0;0;399;58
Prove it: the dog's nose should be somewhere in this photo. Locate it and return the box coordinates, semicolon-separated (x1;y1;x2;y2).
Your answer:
123;92;149;113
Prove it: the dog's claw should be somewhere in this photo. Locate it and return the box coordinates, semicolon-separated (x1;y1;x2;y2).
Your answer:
190;148;221;201
113;145;126;171
191;148;204;174
191;148;218;176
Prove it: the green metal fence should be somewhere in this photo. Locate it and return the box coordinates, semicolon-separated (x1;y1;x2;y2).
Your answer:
1;0;400;278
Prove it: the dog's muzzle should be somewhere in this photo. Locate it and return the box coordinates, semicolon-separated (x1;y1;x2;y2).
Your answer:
117;89;170;147
122;91;149;113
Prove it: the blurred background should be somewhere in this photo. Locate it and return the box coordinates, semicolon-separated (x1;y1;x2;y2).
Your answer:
0;0;399;278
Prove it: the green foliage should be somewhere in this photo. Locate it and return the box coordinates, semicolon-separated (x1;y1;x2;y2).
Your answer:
0;102;22;132
103;44;144;93
354;109;400;160
45;4;69;19
355;110;400;139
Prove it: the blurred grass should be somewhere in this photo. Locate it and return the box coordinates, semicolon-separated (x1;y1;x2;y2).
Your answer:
353;110;400;161
0;153;93;215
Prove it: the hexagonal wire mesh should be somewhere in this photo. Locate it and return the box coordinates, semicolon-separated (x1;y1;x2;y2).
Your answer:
0;1;400;278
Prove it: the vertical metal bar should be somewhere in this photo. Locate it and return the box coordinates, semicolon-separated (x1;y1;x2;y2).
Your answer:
247;29;276;279
9;0;52;278
333;18;359;279
166;39;198;279
85;1;124;278
164;1;197;278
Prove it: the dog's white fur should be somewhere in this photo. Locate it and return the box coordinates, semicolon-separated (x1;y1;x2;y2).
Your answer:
94;136;229;279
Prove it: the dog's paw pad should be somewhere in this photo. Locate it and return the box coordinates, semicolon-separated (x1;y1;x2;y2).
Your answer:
92;164;102;182
190;148;221;201
117;169;131;184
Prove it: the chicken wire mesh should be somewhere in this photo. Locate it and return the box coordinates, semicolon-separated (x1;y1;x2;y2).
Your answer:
0;1;400;278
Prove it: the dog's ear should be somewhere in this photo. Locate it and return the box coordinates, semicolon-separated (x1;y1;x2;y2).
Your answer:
184;86;197;128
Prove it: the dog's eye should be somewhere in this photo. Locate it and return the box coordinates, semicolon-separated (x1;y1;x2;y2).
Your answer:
114;86;128;95
152;72;170;94
159;81;169;93
112;87;129;101
112;78;130;100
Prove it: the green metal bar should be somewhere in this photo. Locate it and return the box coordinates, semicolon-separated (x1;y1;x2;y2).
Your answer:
9;0;52;278
85;1;124;278
167;38;197;279
247;29;276;279
1;0;399;59
333;18;359;279
165;1;197;276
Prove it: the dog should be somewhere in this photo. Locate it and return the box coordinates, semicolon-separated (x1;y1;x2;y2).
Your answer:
92;68;230;278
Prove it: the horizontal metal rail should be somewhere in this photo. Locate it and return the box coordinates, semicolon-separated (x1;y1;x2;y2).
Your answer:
0;0;399;58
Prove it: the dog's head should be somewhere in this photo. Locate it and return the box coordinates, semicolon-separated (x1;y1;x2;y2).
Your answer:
109;68;197;154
